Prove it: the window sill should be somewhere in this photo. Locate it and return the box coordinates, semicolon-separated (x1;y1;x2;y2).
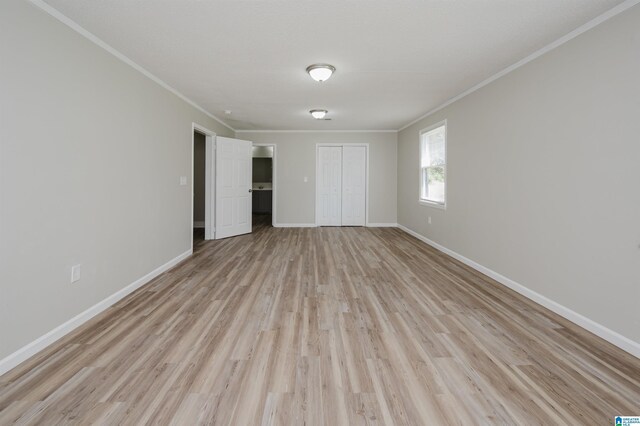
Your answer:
419;199;446;210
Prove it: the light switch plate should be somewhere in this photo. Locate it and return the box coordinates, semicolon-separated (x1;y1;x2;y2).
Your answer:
179;176;187;186
71;264;81;283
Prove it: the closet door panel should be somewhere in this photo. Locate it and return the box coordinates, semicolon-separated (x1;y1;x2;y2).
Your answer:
342;146;366;226
317;146;342;226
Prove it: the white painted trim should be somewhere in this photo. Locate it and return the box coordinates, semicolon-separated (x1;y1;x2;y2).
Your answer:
237;130;397;134
191;127;194;247
0;249;193;376
27;0;235;133
366;223;398;227
418;200;446;210
252;144;277;226
396;224;640;359
193;221;205;229
398;0;640;131
273;223;318;228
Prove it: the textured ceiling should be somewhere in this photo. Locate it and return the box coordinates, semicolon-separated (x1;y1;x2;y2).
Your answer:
43;0;624;130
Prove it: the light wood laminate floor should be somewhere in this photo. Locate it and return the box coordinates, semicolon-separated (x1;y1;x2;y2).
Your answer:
1;218;639;424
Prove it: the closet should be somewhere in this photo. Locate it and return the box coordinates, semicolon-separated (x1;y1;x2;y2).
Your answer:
316;145;367;226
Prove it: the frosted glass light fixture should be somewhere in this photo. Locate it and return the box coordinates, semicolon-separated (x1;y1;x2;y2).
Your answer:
310;109;328;119
306;64;336;82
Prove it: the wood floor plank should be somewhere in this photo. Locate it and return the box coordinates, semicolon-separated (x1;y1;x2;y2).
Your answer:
1;215;638;424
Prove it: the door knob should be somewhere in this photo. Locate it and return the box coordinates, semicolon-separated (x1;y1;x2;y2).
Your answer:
248;189;252;192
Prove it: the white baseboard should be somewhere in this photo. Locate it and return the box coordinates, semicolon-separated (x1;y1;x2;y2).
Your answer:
193;221;205;229
396;224;640;359
274;223;399;228
0;249;193;376
274;223;318;228
273;223;398;228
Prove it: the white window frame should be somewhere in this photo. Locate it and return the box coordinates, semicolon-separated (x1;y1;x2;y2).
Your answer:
418;120;447;209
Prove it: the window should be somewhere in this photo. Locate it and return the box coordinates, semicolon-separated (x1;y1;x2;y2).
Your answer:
419;121;446;207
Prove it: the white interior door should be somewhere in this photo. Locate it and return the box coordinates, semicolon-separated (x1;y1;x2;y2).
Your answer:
204;134;214;240
342;146;366;226
317;146;342;226
216;137;252;239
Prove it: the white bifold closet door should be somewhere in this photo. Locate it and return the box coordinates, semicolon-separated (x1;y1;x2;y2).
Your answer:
317;145;366;227
317;146;342;226
341;146;366;226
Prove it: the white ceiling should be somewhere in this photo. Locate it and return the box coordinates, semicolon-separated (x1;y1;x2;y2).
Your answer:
43;0;624;131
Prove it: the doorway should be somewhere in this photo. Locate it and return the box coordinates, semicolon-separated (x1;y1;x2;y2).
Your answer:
191;123;216;251
252;144;276;229
316;144;368;227
193;131;206;243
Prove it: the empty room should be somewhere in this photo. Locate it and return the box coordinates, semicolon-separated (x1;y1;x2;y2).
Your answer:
1;0;639;424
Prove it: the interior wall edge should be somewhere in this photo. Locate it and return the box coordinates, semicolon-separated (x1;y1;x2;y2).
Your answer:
397;224;640;359
0;249;193;376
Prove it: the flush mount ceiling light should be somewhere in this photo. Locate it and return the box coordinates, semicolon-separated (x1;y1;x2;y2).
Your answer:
310;109;328;119
306;64;336;82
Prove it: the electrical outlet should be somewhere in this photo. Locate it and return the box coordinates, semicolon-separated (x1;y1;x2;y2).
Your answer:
71;264;81;283
303;176;308;183
428;216;432;225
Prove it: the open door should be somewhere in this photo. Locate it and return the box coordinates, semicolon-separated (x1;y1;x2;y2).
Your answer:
216;136;253;239
203;132;215;240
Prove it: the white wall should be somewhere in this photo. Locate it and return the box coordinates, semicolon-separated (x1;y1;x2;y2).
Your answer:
0;0;233;362
397;5;640;347
237;132;398;226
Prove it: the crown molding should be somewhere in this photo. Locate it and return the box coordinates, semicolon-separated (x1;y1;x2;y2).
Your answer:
28;0;638;134
398;0;640;132
27;0;236;133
